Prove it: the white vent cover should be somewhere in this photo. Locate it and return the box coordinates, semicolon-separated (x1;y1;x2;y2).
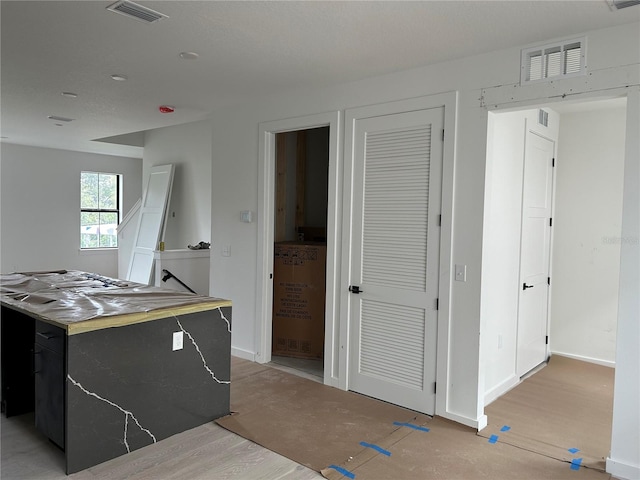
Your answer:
107;1;168;23
538;109;549;127
521;37;586;84
609;0;640;9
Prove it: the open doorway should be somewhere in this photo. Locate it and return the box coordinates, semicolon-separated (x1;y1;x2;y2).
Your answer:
482;95;626;461
269;127;330;382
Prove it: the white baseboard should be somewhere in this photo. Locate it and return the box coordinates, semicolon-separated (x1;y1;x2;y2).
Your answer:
484;374;520;406
439;411;488;431
551;351;615;368
231;346;256;361
606;457;640;480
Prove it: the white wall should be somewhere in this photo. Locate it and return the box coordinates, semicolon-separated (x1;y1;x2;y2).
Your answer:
124;20;640;467
607;88;640;480
481;110;527;402
0;143;141;277
204;22;638;429
550;105;626;366
209;58;501;426
143;120;212;250
481;108;559;403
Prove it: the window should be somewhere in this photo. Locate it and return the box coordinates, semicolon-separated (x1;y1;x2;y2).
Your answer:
80;172;121;248
521;37;586;84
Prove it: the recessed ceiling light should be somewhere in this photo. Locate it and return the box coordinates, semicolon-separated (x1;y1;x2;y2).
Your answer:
61;92;78;98
179;52;199;60
48;115;74;122
111;74;128;81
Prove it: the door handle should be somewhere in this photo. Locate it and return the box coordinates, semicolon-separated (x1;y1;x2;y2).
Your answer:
523;283;534;290
349;285;362;294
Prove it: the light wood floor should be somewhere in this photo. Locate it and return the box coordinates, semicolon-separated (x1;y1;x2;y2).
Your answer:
1;411;322;479
268;355;323;383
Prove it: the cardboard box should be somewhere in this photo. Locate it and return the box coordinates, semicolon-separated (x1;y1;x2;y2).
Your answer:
272;242;326;359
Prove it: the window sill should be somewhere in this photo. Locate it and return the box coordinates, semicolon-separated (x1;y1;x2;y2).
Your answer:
78;248;117;255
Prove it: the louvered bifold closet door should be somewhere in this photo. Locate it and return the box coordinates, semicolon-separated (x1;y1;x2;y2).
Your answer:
348;108;444;415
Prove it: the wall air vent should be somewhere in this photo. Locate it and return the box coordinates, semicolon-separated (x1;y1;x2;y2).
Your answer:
106;1;168;24
538;109;549;127
521;36;586;85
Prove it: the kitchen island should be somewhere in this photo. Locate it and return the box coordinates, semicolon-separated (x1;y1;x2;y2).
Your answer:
0;270;231;474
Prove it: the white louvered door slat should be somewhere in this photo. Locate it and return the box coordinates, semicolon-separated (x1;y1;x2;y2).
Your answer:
348;108;444;415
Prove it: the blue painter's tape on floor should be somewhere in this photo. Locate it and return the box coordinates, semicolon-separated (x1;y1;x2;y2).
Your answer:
488;434;499;444
393;421;430;432
328;465;356;479
359;441;392;456
500;425;511;432
570;458;583;471
568;448;580;454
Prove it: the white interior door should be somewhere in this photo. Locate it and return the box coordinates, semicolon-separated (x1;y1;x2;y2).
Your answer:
126;164;175;284
348;108;443;414
517;131;554;376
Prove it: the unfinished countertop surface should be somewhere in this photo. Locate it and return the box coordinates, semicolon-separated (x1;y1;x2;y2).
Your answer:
0;270;231;334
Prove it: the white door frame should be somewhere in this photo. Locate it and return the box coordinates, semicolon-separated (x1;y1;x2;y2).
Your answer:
255;111;342;387
341;91;458;416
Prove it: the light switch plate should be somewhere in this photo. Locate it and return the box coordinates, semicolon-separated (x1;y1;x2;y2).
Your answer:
455;264;467;282
240;210;253;223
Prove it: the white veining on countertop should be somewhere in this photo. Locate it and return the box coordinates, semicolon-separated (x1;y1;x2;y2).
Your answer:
67;374;157;451
218;307;231;333
175;317;231;384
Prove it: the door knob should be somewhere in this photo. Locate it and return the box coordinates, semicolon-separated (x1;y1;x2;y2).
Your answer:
523;283;534;290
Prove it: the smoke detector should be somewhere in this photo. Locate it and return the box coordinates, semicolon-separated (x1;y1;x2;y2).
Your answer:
107;1;168;24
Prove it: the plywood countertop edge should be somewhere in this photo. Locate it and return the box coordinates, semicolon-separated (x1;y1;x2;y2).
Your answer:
1;299;232;335
66;300;233;335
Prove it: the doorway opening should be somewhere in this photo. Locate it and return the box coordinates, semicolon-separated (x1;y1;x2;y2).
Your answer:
483;94;627;459
269;127;330;382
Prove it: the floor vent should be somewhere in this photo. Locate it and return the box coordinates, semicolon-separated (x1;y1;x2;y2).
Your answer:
106;1;168;24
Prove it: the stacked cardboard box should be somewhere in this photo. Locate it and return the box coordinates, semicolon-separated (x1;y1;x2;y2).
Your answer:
272;242;326;359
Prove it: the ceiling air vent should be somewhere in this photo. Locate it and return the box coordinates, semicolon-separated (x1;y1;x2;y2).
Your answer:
609;0;640;9
47;115;74;122
106;1;168;24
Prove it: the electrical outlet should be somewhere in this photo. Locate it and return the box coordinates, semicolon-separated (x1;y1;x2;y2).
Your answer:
222;245;231;257
172;331;183;351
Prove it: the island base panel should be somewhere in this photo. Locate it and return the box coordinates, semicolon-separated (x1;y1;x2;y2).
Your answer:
65;307;231;474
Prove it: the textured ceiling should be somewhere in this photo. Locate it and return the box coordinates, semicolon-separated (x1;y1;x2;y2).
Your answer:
1;1;638;157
